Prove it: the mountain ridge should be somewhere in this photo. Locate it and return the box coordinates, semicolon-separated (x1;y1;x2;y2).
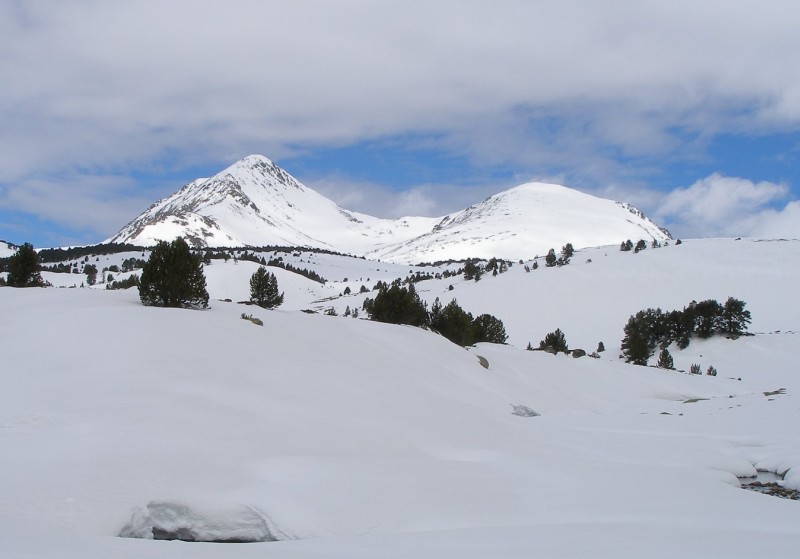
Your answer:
107;155;671;262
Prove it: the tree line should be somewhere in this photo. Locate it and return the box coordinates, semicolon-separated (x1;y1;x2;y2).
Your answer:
621;297;751;365
362;282;507;347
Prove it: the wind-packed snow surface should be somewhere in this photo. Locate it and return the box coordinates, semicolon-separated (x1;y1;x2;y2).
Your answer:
2;238;799;558
106;155;670;262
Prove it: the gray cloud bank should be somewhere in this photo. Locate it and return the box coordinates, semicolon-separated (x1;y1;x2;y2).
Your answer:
2;0;800;243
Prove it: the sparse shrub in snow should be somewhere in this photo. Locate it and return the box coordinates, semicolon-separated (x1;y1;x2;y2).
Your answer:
241;313;263;326
597;341;605;353
706;365;718;376
539;328;568;353
106;274;140;290
620;239;633;252
139;237;209;309
106;274;139;289
690;363;702;375
325;307;338;316
250;266;284;309
634;239;647;253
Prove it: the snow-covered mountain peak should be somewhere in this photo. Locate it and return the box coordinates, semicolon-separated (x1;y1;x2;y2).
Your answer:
369;180;671;262
107;155;437;251
108;156;671;262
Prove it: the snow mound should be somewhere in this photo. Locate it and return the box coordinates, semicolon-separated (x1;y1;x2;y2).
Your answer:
119;501;280;543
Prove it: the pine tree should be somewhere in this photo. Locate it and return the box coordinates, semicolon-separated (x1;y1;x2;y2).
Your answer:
249;266;284;309
84;264;98;286
365;282;428;327
472;313;508;344
657;347;674;369
138;237;209;308
6;242;45;287
545;248;557;267
539;328;568;353
721;297;751;338
430;299;475;346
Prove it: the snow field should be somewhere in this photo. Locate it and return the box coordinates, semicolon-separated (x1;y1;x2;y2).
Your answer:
1;237;799;557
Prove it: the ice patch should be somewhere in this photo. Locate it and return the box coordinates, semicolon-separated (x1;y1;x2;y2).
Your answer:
119;501;281;543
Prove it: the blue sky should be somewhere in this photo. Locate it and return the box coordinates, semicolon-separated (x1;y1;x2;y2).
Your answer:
2;1;800;248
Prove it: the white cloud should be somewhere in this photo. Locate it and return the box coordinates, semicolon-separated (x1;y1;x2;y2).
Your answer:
306;175;507;219
2;1;800;179
653;174;794;237
748;201;800;238
3;1;800;243
0;173;156;241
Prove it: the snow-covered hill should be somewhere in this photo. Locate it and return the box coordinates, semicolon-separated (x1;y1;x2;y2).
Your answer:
106;155;438;255
0;240;17;258
369;183;670;262
2;237;799;558
107;155;671;263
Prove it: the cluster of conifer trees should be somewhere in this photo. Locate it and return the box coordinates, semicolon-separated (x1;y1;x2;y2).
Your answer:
621;297;751;365
362;282;507;346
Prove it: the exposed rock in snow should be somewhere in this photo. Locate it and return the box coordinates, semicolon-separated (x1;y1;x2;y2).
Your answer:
119;501;281;543
511;404;540;417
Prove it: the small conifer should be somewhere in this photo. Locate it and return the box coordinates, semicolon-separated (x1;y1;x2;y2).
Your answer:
657;347;674;369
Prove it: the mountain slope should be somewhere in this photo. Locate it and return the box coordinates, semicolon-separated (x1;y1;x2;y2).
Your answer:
0;240;18;258
108;155;671;262
106;155;437;253
369;182;671;262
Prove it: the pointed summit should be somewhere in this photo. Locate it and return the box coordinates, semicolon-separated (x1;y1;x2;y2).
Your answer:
107;155;437;250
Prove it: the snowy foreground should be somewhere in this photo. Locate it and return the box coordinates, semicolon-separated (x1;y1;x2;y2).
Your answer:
2;238;800;558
